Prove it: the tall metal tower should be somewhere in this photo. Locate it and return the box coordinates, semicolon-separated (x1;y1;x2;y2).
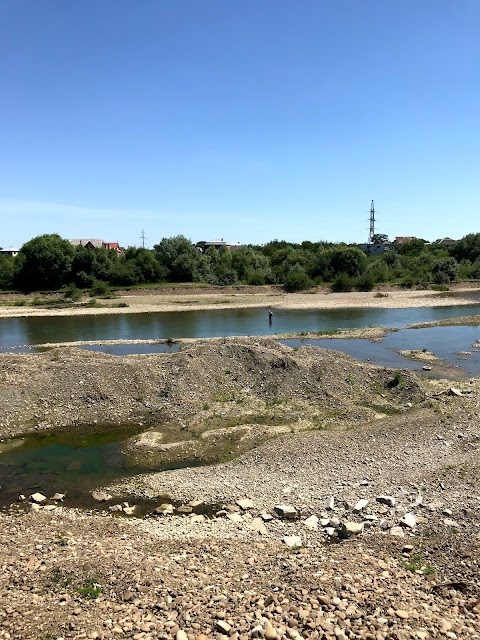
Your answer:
368;200;375;244
140;229;147;248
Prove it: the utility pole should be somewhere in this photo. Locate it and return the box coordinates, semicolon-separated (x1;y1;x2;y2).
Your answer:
368;200;375;244
140;229;147;249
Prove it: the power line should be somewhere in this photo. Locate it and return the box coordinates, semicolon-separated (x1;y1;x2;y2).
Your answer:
140;229;147;248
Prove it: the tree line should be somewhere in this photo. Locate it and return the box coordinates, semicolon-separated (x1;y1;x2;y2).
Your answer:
1;232;480;293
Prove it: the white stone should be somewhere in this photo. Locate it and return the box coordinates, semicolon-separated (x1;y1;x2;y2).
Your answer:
325;496;335;510
123;506;136;515
354;499;369;511
320;518;330;527
400;513;417;528
283;535;302;548
30;493;47;503
260;512;274;521
304;515;319;531
325;527;336;537
190;514;205;523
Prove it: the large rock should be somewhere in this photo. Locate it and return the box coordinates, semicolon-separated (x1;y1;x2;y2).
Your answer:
274;504;298;519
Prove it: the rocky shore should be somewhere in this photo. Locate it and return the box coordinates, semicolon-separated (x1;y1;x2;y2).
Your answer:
0;337;479;638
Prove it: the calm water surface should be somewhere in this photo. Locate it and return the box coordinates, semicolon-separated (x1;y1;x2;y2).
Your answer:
1;303;480;348
282;325;480;377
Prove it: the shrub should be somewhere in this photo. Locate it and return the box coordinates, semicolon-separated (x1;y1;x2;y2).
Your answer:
64;283;82;302
284;267;313;292
90;280;110;297
331;272;354;293
354;272;375;292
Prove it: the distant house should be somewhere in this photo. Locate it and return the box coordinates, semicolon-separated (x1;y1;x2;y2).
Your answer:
392;236;416;245
69;239;124;254
434;237;456;247
69;239;104;249
0;247;19;257
360;241;392;256
196;239;241;253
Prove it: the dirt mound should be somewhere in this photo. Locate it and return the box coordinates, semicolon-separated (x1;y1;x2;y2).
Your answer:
0;337;426;439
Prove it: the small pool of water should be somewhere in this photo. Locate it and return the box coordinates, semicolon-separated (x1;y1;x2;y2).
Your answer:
281;324;480;378
0;424;202;512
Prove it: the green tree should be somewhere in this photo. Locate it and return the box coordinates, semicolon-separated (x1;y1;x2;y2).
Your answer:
450;233;480;263
432;257;459;284
14;234;74;291
0;256;14;290
371;233;389;244
154;235;206;282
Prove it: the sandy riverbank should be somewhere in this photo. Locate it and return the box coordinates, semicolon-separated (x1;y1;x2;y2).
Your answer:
0;285;479;318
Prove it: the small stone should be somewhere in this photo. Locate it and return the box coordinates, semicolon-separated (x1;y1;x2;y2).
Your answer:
444;518;460;527
325;496;335;510
176;631;188;640
338;522;364;538
190;514;205;523
376;495;395;507
449;387;463;396
52;493;65;501
389;526;405;537
395;610;409;619
177;505;193;514
216;620;231;634
154;503;174;515
325;527;336;537
260;512;273;521
274;504;297;519
92;491;112;502
236;498;254;510
123;506;136;515
263;620;278;639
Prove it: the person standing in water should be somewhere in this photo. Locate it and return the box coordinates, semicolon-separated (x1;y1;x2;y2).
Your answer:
268;310;273;322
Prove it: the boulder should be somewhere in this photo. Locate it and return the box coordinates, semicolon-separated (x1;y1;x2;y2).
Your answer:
338;522;364;538
154;503;174;515
325;496;335;510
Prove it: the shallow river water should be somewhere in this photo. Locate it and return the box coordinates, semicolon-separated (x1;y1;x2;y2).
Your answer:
1;302;480;348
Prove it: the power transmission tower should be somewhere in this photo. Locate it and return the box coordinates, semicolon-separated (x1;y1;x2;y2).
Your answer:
140;229;147;248
368;200;375;244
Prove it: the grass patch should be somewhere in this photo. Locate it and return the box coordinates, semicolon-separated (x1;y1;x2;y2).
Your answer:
78;577;102;599
403;554;436;576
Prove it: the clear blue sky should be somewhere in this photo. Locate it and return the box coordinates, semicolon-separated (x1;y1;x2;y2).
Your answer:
1;0;479;249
